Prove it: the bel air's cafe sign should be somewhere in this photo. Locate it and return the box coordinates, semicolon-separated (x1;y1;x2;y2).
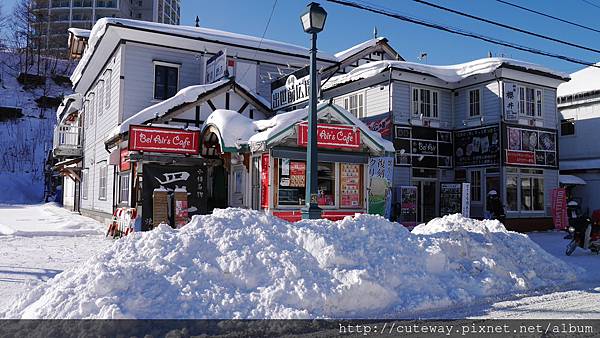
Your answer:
297;122;361;149
271;66;311;111
129;125;200;155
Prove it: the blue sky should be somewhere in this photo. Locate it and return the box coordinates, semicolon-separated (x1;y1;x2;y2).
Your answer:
4;0;600;73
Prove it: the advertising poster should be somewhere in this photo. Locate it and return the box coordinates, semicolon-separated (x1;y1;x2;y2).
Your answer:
461;183;471;218
261;154;269;209
368;157;394;218
399;186;418;227
175;200;189;228
453;126;500;167
505;125;557;167
289;161;306;187
340;163;361;208
440;183;463;215
360;113;392;139
551;188;568;230
393;126;453;168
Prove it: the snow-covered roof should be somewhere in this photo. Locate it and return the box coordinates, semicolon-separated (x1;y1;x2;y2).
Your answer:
68;28;91;38
559;174;586;185
71;18;339;86
324;57;570;90
114;80;228;135
56;94;83;123
557;62;600;98
203;102;395;154
334;37;386;61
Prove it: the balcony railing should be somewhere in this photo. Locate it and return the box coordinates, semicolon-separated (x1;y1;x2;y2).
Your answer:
53;124;82;157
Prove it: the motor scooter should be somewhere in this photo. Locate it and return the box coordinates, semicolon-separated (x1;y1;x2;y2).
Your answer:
565;205;600;255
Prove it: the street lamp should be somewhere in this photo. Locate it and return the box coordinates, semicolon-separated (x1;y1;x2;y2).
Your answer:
300;2;327;220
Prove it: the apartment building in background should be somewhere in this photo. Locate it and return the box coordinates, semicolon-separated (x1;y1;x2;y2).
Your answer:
33;0;181;53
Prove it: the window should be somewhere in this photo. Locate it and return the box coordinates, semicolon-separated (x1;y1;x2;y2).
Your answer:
119;174;130;204
154;63;179;100
343;93;364;118
97;81;104;116
518;86;543;117
412;87;439;118
560;118;575;136
506;172;544;212
276;159;337;207
468;88;481;117
88;93;95;126
98;162;107;200
104;70;112;109
470;170;482;203
82;170;88;200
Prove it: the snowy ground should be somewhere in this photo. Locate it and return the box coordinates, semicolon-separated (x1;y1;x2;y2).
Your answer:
0;204;109;313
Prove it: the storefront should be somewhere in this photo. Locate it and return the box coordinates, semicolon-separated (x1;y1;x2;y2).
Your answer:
201;103;395;222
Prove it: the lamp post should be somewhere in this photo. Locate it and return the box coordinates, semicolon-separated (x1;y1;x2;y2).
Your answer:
300;2;327;220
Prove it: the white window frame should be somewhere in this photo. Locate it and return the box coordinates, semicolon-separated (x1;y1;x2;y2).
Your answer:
518;85;543;118
97;80;104;116
468;88;481;117
343;92;365;118
119;173;130;204
505;169;545;212
88;93;95;126
82;169;88;200
104;69;112;109
153;61;181;101
412;87;439;119
98;162;107;201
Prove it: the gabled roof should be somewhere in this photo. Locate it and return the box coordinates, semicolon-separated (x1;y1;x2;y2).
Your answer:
202;102;394;154
112;78;271;138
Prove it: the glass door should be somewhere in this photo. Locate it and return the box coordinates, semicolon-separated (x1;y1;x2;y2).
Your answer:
413;180;437;223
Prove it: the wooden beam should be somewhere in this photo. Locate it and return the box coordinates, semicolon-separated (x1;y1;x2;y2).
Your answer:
195;106;200;127
206;99;217;111
225;92;230;110
238;102;249;114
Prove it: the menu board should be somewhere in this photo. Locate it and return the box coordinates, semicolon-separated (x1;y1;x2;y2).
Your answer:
289;161;306;187
439;183;462;215
454;126;500;167
398;186;417;227
505;125;557;167
340;163;361;208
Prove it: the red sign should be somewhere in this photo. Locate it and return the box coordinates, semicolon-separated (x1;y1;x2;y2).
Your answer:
298;123;361;149
506;150;535;165
128;125;200;155
551;188;568;230
261;153;269;209
120;148;131;171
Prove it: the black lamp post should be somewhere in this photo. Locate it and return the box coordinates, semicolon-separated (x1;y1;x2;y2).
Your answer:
300;2;327;220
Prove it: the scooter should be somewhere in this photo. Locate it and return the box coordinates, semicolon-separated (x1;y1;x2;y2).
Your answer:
565;216;600;255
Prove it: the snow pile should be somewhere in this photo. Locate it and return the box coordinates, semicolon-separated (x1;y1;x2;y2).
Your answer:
324;58;569;90
3;210;578;319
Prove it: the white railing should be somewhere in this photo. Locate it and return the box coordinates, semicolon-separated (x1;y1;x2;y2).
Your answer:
54;124;82;150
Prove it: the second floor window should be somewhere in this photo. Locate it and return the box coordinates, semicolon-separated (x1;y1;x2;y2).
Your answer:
343;93;364;118
518;86;543;117
97;81;104;116
469;88;481;117
154;64;179;100
412;87;438;118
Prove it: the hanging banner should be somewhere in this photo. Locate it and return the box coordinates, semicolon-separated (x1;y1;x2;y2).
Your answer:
398;186;418;227
551;188;568;230
297;122;361;149
129;125;200;155
504;82;519;121
461;183;471;218
261;153;270;209
453;126;500;167
368;157;394;218
439;183;463;215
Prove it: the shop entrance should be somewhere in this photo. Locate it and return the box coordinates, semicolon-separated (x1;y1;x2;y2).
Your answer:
413;180;437;223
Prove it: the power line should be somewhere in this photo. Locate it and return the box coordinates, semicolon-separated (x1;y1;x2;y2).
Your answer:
412;0;600;54
326;0;600;68
496;0;600;34
580;0;600;10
